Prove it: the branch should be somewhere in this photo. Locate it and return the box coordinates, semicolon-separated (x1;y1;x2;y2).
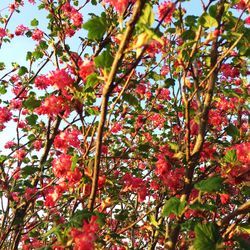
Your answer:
87;0;147;211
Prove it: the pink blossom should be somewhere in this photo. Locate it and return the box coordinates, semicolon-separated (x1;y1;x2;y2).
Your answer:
32;29;44;41
0;28;7;38
79;60;95;81
15;25;28;36
158;1;176;24
49;69;74;90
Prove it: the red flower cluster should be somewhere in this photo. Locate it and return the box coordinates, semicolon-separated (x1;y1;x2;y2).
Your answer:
0;107;12;130
122;173;148;202
35;95;68;117
54;129;81;153
158;1;176;24
49;69;74;90
79;60;95;81
105;0;134;14
32;28;44;41
70;216;99;250
61;3;83;27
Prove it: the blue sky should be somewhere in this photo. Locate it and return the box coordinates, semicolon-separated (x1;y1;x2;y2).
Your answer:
0;0;203;150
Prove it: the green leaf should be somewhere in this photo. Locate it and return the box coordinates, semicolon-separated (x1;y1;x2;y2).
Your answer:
39;40;48;50
224;149;237;163
199;13;218;28
0;62;5;70
235;235;250;250
82;15;107;40
18;66;28;76
162;197;186;217
94;50;113;69
31;18;39;26
194;223;221;250
71;154;79;171
84;73;98;91
22;165;39;176
69;209;92;228
149;214;159;229
225;124;240;138
0;86;7;95
165;78;175;88
237;223;250;234
138;143;150;151
123;93;139;106
190;201;217;212
23;96;41;111
195;176;223;193
185;15;198;26
138;3;154;26
181;30;196;41
26;114;38;126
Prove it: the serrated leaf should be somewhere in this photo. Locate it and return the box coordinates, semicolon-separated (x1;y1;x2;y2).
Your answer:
149;214;159;229
199;13;218;28
23;96;41;111
237;223;250;234
0;86;7;95
190;202;217;212
26;114;38;126
194;223;221;250
84;73;98;91
31;18;39;26
22;165;39;176
181;29;196;41
225;124;240;138
18;66;28;76
224;149;237;163
138;3;154;26
162;197;186;217
94;50;113;69
185;15;198;26
82;15;107;40
71;154;79;171
123;93;139;106
165;78;175;88
195;176;223;193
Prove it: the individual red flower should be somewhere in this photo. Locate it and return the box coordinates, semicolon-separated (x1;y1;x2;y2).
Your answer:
79;60;95;81
0;28;7;38
220;193;230;204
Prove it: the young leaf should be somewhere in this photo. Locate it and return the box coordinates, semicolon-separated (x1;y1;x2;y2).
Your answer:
199;13;218;28
31;18;39;26
194;223;221;250
225;124;240;138
94;50;113;69
138;3;154;26
195;176;223;193
18;66;28;76
162;197;186;217
224;149;237;163
82;15;107;41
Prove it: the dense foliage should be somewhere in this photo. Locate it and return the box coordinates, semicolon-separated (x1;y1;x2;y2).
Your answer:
0;0;249;249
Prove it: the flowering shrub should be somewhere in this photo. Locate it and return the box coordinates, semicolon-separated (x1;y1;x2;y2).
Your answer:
0;0;249;249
